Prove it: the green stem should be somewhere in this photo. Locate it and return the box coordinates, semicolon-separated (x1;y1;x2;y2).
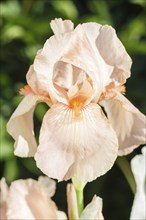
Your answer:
72;177;85;217
116;156;136;194
75;187;84;216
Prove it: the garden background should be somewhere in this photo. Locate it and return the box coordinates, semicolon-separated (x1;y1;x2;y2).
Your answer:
0;0;145;219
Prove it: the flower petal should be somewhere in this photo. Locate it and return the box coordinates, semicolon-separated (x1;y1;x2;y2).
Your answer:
7;94;46;157
50;18;74;35
95;24;132;83
27;32;73;105
57;211;67;220
38;176;56;198
7;178;58;220
0;178;8;220
130;147;146;220
100;93;146;155
61;24;114;102
35;103;118;182
80;195;104;220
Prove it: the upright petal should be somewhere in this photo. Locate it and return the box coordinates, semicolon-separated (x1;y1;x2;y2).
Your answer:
35;103;118;182
7;94;47;157
95;24;132;83
61;25;113;102
50;18;74;35
26;31;73;105
100;93;146;155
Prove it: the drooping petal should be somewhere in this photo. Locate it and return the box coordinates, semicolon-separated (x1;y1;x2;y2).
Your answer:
7;178;58;220
50;18;74;35
35;103;118;182
95;24;132;83
80;195;104;220
130;147;146;220
100;92;146;155
7;94;47;157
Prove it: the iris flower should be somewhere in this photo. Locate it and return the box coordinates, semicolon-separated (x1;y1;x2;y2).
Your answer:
0;177;67;219
7;18;146;182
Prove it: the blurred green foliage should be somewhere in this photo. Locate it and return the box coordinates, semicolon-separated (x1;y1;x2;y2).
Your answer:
0;0;145;219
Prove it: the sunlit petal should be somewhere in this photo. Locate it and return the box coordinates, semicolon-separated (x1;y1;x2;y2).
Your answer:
95;24;132;83
7;94;47;157
27;33;75;104
50;18;74;35
80;195;104;220
100;93;146;155
35;103;118;182
0;178;8;220
61;25;113;102
7;178;59;219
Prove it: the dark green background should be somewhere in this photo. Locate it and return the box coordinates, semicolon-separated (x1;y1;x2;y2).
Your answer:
0;0;145;219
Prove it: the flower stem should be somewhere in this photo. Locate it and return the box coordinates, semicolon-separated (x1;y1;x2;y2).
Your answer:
72;177;85;217
75;187;84;216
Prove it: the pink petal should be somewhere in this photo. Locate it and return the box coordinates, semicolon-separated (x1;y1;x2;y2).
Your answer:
100;93;146;155
26;65;51;97
38;176;56;197
53;62;88;90
80;195;104;220
95;24;132;83
50;18;74;35
7;178;58;220
7;94;46;157
35;103;118;182
0;178;8;220
61;24;113;102
26;32;74;104
57;211;67;220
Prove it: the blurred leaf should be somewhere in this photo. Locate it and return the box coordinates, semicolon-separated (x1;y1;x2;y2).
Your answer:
21;158;42;175
120;15;146;54
4;157;18;183
0;116;13;159
51;0;78;19
130;0;146;7
0;0;21;18
34;103;48;122
1;25;24;43
87;0;112;25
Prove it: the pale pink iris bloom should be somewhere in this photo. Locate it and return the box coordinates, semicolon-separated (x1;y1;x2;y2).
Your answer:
7;18;146;182
130;146;146;220
0;176;67;220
